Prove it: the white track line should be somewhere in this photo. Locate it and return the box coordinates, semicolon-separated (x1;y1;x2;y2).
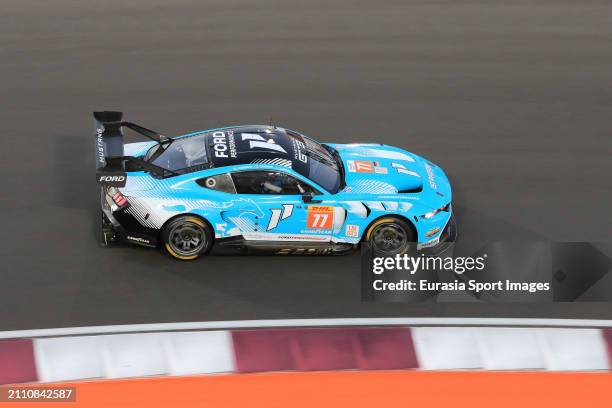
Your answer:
1;318;612;339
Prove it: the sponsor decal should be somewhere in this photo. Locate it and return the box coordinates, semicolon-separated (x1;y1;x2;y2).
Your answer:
98;175;125;183
425;163;437;189
126;236;150;244
291;139;308;163
425;227;440;237
417;236;440;249
276;234;327;241
97;170;127;187
212;131;228;158
276;248;332;255
299;228;331;235
243;232;328;241
374;166;388;174
345;224;360;237
307;206;334;229
227;131;237;157
347;160;374;173
96;125;105;166
212;131;237;159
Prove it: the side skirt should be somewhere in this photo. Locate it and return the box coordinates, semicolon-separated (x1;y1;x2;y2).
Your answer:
211;236;357;256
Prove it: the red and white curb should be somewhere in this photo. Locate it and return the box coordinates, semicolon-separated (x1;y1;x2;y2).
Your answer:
1;325;611;384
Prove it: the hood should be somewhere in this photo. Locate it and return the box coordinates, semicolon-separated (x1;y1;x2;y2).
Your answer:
328;143;451;199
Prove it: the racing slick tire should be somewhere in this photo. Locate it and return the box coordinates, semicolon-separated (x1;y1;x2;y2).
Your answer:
161;215;213;261
365;217;416;257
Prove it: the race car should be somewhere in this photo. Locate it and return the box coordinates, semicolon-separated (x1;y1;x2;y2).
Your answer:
95;111;456;260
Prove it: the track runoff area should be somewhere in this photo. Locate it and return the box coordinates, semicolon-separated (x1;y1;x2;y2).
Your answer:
5;372;611;408
1;318;612;407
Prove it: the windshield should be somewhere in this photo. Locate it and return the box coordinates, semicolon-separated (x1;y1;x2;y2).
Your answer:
146;134;209;172
286;130;343;193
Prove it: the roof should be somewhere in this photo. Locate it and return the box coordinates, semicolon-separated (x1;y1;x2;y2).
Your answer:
207;126;309;175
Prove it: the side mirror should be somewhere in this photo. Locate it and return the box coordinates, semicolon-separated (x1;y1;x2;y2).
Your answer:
302;193;322;203
302;193;313;203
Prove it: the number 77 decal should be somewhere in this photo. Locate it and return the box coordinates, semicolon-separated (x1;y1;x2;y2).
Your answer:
307;206;334;229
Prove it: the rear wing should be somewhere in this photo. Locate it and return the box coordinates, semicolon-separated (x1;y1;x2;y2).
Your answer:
94;111;175;186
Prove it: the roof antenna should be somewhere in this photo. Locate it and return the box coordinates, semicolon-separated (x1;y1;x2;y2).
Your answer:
269;116;276;129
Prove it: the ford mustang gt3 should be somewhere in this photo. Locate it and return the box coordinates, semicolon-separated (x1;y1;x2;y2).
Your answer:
95;111;456;260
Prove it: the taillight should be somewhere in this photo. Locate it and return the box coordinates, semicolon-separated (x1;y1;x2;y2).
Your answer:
112;192;128;208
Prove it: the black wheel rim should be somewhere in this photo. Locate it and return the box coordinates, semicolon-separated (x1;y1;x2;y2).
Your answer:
371;223;409;254
168;221;206;257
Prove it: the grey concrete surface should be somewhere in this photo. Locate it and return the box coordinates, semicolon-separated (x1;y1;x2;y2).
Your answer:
0;0;611;330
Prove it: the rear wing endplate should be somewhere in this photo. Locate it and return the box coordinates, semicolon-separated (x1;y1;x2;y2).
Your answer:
95;111;126;186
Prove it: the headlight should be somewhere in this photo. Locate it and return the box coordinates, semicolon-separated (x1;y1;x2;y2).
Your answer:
421;208;441;219
420;204;450;219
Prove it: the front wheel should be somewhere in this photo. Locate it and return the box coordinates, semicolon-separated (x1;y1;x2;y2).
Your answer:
366;217;416;256
161;216;212;260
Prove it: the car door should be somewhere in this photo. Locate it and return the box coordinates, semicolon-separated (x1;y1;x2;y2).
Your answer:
229;170;334;243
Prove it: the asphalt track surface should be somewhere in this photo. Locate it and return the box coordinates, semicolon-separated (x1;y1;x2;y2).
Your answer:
1;0;611;330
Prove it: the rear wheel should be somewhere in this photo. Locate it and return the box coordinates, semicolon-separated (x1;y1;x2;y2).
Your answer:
366;217;416;256
161;216;212;260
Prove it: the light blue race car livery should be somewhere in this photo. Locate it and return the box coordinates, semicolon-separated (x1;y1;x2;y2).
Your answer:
95;112;456;260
